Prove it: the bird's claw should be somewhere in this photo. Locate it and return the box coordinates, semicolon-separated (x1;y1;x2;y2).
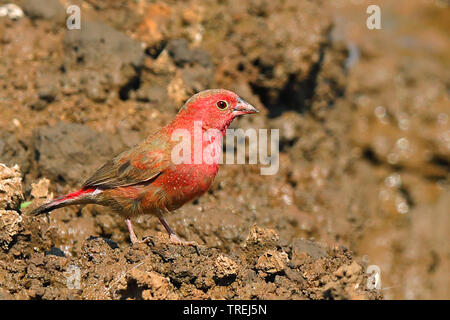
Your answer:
169;234;200;255
130;237;151;246
130;235;139;245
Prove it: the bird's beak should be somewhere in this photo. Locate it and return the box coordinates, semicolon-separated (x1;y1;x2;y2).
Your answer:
232;98;259;116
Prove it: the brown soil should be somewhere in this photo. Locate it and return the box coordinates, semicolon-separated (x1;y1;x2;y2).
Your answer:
0;0;448;299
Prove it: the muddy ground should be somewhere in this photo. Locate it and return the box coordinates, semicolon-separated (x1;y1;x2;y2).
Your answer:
0;0;448;299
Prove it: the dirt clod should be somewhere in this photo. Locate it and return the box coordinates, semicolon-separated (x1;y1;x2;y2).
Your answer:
256;250;288;275
32;122;121;185
215;254;238;279
0;163;23;210
22;0;65;24
0;210;22;250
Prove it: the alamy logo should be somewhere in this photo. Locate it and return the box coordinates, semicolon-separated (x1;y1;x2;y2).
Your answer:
66;5;81;30
366;265;382;290
171;121;279;175
366;5;382;30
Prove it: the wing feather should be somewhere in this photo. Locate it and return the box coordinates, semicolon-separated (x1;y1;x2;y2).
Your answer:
82;134;170;189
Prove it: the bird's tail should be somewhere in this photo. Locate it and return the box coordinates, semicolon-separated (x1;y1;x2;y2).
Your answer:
30;188;96;215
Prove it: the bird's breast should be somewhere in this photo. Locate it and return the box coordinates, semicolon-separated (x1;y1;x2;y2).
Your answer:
150;162;218;211
139;136;222;212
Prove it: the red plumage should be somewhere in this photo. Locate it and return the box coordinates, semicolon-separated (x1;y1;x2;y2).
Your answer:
31;89;258;246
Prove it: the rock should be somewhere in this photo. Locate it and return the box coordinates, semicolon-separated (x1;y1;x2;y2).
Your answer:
30;99;48;111
126;268;179;300
242;225;281;266
166;39;212;68
85;78;107;102
87;236;120;250
45;247;66;257
32;122;120;185
64;20;144;72
0;287;14;299
22;0;65;24
244;224;279;248
36;79;58;103
0;4;24;20
255;249;288;275
0;210;22;250
181;66;215;94
136;84;167;103
334;261;362;282
0;164;23;210
214;254;238;279
31;178;51;200
29;178;53;214
166;39;191;66
63;21;145;100
37;85;58;103
0;135;31;175
291;238;327;267
322;261;366;300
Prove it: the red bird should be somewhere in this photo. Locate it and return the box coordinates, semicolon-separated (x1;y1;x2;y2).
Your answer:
31;89;258;247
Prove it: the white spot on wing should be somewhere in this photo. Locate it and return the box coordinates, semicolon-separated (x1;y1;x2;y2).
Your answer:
92;189;103;196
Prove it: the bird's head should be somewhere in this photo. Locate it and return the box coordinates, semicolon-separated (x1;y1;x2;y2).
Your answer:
175;89;258;132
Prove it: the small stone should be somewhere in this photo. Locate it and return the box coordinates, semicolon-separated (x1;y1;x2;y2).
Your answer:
334;261;362;279
45;247;66;257
22;0;65;24
30;99;48;111
256;250;288;274
291;238;327;267
85;82;107;102
37;84;58;102
127;268;178;300
0;164;23;210
0;210;22;250
215;254;238;279
31;178;51;199
136;84;167;103
166;38;212;68
245;224;279;248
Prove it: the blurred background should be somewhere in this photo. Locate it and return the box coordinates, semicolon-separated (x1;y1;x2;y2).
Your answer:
0;0;448;299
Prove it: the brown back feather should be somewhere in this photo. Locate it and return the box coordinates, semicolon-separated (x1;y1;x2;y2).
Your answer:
82;131;171;189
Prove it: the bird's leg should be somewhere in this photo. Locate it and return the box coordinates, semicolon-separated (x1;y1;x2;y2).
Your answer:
158;216;199;253
125;218;138;244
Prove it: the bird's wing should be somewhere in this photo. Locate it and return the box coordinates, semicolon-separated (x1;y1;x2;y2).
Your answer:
82;134;171;189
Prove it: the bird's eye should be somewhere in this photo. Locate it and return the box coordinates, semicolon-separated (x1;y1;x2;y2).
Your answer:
216;100;228;110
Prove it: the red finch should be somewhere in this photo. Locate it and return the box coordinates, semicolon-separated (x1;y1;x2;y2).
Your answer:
31;89;258;247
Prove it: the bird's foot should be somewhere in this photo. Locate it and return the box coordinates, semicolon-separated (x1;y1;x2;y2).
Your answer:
130;235;157;246
130;233;139;245
169;233;197;246
169;234;200;255
126;218;140;245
